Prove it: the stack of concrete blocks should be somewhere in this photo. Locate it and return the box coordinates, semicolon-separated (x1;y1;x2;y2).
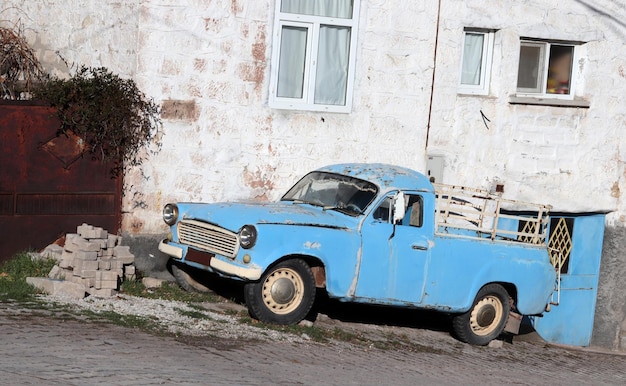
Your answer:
51;223;137;297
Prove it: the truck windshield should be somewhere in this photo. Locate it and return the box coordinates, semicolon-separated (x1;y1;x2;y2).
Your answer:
281;172;378;216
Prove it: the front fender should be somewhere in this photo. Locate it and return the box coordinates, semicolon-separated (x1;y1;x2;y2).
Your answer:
246;224;360;296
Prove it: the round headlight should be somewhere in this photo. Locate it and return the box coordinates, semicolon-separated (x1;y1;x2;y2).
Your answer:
239;225;257;249
163;204;179;226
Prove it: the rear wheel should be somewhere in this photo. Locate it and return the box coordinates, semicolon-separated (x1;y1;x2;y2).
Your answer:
244;258;315;325
452;283;510;345
171;262;211;293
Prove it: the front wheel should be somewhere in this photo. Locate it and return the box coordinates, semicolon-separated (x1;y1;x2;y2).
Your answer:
452;283;510;345
244;259;316;325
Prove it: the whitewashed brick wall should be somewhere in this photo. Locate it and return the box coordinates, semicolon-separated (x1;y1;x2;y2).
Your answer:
3;0;624;233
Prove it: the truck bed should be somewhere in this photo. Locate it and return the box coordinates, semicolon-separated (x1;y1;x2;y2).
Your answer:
433;183;551;246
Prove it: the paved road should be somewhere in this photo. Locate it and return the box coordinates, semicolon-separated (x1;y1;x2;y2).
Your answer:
1;303;625;386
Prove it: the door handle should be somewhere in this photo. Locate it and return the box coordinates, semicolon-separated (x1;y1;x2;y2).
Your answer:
412;244;428;251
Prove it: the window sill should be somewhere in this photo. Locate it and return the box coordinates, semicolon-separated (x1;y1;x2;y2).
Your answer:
509;96;590;108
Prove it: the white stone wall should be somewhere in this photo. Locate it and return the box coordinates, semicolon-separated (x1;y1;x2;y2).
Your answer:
428;0;625;222
3;0;624;234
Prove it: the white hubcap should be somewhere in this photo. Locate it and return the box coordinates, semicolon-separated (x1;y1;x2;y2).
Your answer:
261;267;304;315
469;295;503;336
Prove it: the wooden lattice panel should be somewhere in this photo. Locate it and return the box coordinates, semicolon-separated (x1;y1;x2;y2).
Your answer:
548;218;572;269
518;220;546;245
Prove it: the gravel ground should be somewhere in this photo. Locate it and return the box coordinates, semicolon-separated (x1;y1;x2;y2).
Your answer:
39;293;307;343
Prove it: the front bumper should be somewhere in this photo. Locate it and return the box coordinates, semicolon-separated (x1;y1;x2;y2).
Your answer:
158;239;263;281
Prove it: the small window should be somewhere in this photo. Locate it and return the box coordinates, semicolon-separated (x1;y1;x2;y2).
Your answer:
458;29;494;95
516;40;578;98
373;194;423;227
402;195;423;228
269;0;360;113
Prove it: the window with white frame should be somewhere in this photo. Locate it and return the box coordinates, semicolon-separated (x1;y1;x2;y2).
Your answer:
269;0;360;113
458;29;494;95
516;39;578;98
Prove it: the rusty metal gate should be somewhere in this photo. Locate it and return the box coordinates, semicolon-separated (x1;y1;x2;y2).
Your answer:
0;101;121;262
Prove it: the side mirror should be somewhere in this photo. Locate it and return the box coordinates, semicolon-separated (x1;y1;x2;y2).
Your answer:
392;192;406;224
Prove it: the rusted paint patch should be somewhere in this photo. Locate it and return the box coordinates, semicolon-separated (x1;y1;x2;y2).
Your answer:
231;0;242;15
238;28;266;92
121;216;144;235
161;100;198;121
203;18;223;33
611;181;620;198
243;165;275;201
193;58;207;72
40;130;88;169
311;266;326;288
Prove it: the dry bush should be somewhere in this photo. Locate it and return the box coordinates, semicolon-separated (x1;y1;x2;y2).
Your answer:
0;22;45;99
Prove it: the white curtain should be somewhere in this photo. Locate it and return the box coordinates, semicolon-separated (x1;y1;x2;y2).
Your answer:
281;0;353;18
461;33;484;85
277;26;307;98
278;0;353;105
315;25;350;105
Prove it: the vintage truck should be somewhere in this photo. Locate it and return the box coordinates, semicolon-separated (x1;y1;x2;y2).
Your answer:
158;163;557;345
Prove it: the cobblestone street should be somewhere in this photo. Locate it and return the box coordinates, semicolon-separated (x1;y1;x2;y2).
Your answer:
1;302;625;386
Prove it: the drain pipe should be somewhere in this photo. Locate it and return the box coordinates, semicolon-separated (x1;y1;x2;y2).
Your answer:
425;0;442;151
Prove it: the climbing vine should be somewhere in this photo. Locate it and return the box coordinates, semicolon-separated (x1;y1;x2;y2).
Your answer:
33;66;162;176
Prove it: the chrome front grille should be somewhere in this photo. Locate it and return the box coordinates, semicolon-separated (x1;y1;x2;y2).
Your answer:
177;220;239;258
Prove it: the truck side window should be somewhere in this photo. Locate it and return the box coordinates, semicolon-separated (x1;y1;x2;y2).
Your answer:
402;195;423;228
373;196;392;222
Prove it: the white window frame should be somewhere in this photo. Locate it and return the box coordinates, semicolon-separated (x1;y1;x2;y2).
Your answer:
458;29;494;96
268;1;360;113
516;39;580;100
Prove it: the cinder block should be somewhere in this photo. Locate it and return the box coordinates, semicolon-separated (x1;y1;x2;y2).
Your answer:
73;250;98;261
119;256;135;265
96;270;120;282
48;265;63;279
107;235;121;248
59;250;73;268
98;280;119;290
75;238;102;252
124;265;137;281
73;259;83;274
142;277;165;289
110;259;124;270
62;268;73;280
81;270;97;279
98;260;111;270
41;244;64;262
101;248;113;257
64;239;79;253
74;259;99;273
26;277;86;300
87;287;118;297
67;275;91;290
77;223;93;237
113;245;133;258
77;224;108;239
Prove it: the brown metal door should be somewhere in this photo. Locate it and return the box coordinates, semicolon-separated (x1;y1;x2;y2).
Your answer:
0;101;121;262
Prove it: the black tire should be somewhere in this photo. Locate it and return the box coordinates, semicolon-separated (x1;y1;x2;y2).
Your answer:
171;262;211;293
244;258;316;325
452;283;510;345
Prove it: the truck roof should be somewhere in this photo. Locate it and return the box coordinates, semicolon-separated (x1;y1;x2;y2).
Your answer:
317;163;434;194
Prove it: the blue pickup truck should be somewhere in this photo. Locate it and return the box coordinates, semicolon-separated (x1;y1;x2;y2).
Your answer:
159;163;557;345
